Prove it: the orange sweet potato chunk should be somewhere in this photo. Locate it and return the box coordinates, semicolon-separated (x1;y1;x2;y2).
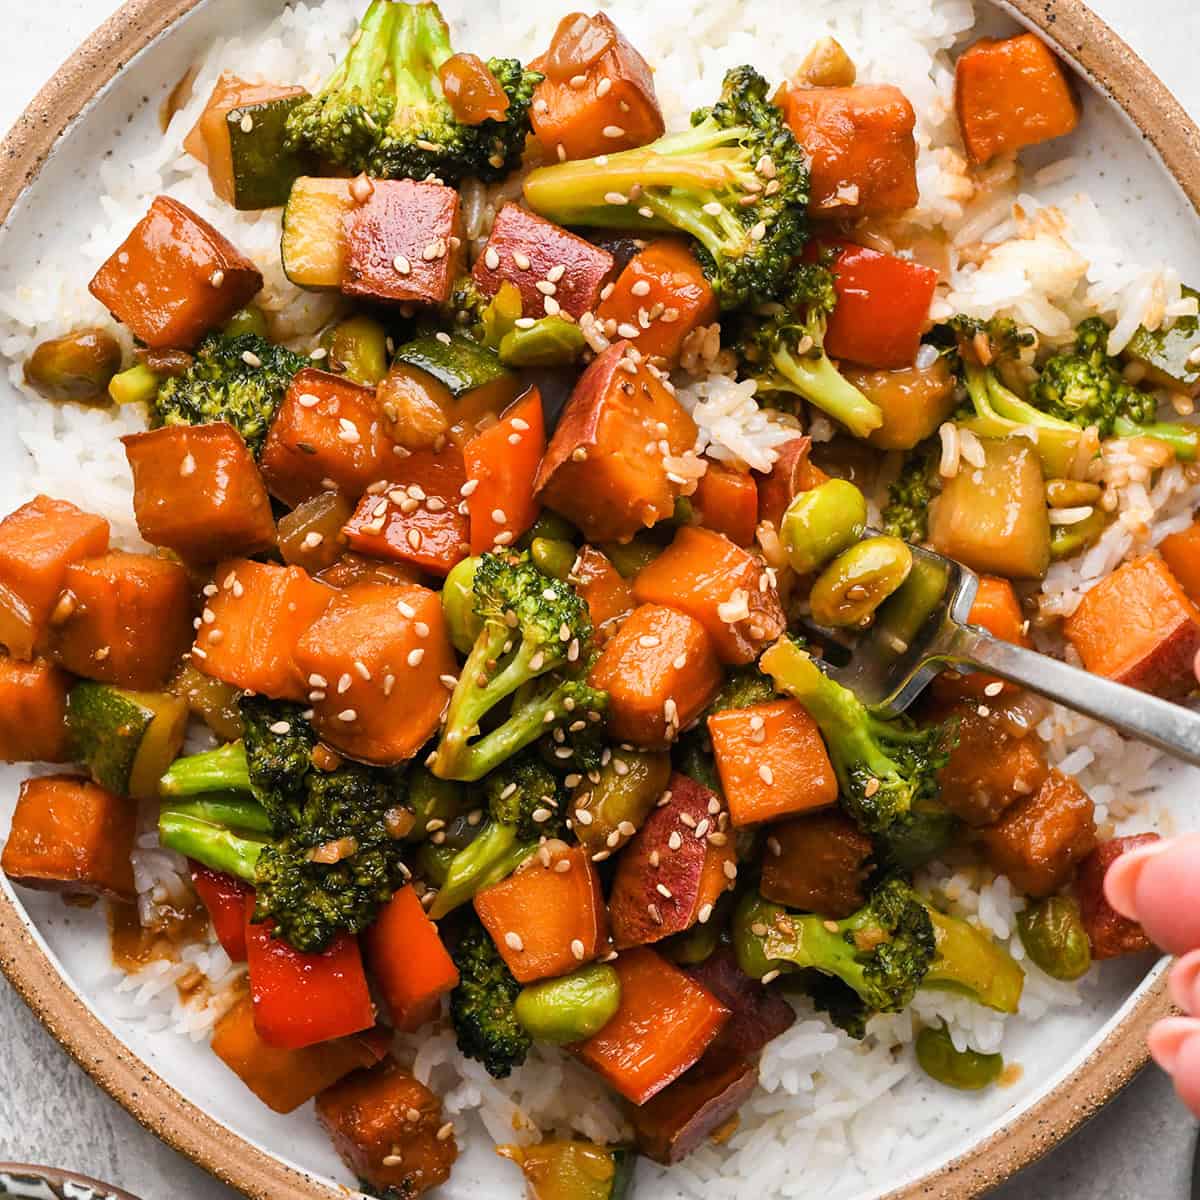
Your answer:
955;34;1080;165
589;604;723;749
570;546;633;642
759;810;874;918
0;657;72;764
1063;553;1200;699
1158;521;1200;607
2;774;136;900
88;196;262;349
932;575;1029;702
708;700;838;827
123;422;276;562
691;462;758;547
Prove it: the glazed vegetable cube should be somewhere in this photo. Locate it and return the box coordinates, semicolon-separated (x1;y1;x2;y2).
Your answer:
88;196;263;349
979;769;1097;897
315;1058;457;1198
212;994;391;1115
691;462;759;547
364;886;460;1032
0;495;110;660
342;447;470;578
819;240;938;370
474;845;608;984
529;13;664;161
608;773;733;949
955;33;1080;165
759;810;874;918
277;492;356;575
245;903;375;1050
0;657;72;764
51;552;193;689
1;774;136;901
1075;835;1159;960
685;947;796;1061
756;436;828;528
569;545;633;642
293;582;457;765
190;863;253;962
932;575;1029;702
574;947;728;1105
260;368;396;507
777;84;919;216
708;700;838;828
343;180;463;306
844;359;958;451
462;388;546;554
317;554;423;591
570;747;671;857
472;204;615;321
535;342;698;544
1063;553;1200;697
193;558;334;701
123;422;276;562
1157;521;1200;606
589;604;723;748
281;177;355;290
632;526;785;665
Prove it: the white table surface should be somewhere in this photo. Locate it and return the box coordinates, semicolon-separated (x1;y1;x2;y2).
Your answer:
1;2;1199;1197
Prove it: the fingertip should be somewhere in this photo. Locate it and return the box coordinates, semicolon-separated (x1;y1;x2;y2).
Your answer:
1104;837;1173;921
1170;1025;1200;1119
1121;834;1200;957
1169;951;1200;1015
1148;1017;1200;1075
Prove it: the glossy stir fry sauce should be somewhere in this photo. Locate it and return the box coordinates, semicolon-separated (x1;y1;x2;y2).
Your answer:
0;1;1186;1195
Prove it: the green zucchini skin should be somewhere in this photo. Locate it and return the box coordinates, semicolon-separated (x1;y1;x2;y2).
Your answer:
393;334;512;397
608;1148;638;1200
1126;284;1200;393
227;94;313;211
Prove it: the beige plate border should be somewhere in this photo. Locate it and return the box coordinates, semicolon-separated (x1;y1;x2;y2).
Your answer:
0;0;1192;1196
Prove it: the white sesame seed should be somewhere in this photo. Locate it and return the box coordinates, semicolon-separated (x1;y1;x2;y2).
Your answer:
338;709;357;723
393;254;412;275
544;296;562;317
546;266;566;284
603;125;626;139
513;251;532;271
338;674;353;694
241;350;262;368
408;648;425;667
505;932;524;952
298;392;320;408
596;77;613;98
269;721;291;735
984;681;1005;697
209;269;225;288
759;764;775;785
574;809;594;826
571;938;586;960
484;247;500;270
761;969;781;985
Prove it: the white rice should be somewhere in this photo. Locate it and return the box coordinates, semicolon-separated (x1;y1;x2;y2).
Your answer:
0;0;1190;1194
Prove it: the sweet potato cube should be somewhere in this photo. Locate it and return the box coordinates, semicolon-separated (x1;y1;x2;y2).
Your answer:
530;14;664;161
343;180;463;306
88;196;263;349
293;583;456;765
123;422;276;562
472;204;614;321
212;995;391;1115
2;774;136;900
778;84;919;216
955;33;1080;165
569;545;633;642
51;552;193;689
980;769;1097;897
595;239;717;366
1158;521;1200;607
0;657;72;764
1064;553;1200;698
632;527;785;665
686;948;796;1062
759;810;874;918
535;343;698;544
315;1059;457;1199
342;447;469;578
574;947;728;1106
1075;834;1158;960
933;575;1029;702
845;359;958;452
692;462;758;547
609;773;731;949
0;496;110;659
756;436;827;528
708;700;838;828
474;845;608;984
589;605;723;748
194;558;333;701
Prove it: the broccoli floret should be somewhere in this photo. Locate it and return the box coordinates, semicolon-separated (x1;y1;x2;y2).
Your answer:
432;551;605;782
158;700;411;953
947;315;1036;365
707;663;776;715
733;263;881;438
285;0;541;184
450;917;531;1078
734;878;937;1015
881;439;940;542
1031;317;1199;460
761;638;952;836
523;65;810;311
153;332;307;457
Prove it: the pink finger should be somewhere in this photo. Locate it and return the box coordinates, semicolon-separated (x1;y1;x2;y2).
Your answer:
1169;951;1200;1015
1169;1024;1200;1118
1105;834;1200;955
1148;1017;1200;1074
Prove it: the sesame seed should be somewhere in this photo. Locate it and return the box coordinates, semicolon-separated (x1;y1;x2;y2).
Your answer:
571;938;586;960
603;124;626;139
484;247;500;270
354;660;371;680
393;254;412;275
761;969;781;985
575;808;594;826
407;528;422;550
617;322;641;339
338;709;357;722
337;673;352;694
298;392;320;408
698;903;714;924
241;350;262;368
209;269;225;288
668;831;683;850
383;674;395;696
544;296;562;317
596;77;613;97
408;648;425;667
505;932;524;952
864;776;881;797
437;1122;455;1142
569;72;588;88
984;681;1005;697
647;903;663;925
513;251;532;270
547;265;567;284
423;240;445;261
638;635;661;648
302;531;324;550
723;860;738;880
750;221;768;242
269;721;291;735
759;764;774;785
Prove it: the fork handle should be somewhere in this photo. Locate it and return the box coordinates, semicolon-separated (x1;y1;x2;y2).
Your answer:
948;627;1200;766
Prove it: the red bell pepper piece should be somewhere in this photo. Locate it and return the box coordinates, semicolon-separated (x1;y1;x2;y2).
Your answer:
818;240;937;370
190;862;253;962
244;897;375;1050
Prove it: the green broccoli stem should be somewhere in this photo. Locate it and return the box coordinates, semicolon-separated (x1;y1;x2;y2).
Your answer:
391;0;455;109
159;742;251;797
160;795;272;834
328;0;400;100
772;342;882;439
158;810;265;882
428;821;537;919
108;363;160;407
1112;416;1200;460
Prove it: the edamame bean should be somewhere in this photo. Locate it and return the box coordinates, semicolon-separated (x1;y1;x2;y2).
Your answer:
442;556;483;654
531;537;578;581
514;964;621;1044
602;536;663;580
223;305;269;339
732;891;790;982
1016;896;1092;981
25;329;122;404
570;749;670;856
525;511;578;545
915;1023;1003;1090
323;315;390;386
781;479;868;574
1050;508;1107;561
499;317;586;368
809;536;913;627
1045;479;1102;508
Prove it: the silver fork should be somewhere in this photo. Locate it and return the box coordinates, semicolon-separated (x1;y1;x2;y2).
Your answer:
805;540;1200;766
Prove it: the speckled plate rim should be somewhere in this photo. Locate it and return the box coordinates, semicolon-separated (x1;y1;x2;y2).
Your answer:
0;1;1190;1197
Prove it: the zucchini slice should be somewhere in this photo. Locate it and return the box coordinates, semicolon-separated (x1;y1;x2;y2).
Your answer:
67;682;189;800
227;93;313;211
281;177;353;290
1126;284;1200;395
393;334;512;398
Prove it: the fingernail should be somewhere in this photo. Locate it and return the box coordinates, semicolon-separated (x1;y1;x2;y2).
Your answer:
1148;1017;1200;1074
1103;838;1174;920
1171;953;1200;1014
